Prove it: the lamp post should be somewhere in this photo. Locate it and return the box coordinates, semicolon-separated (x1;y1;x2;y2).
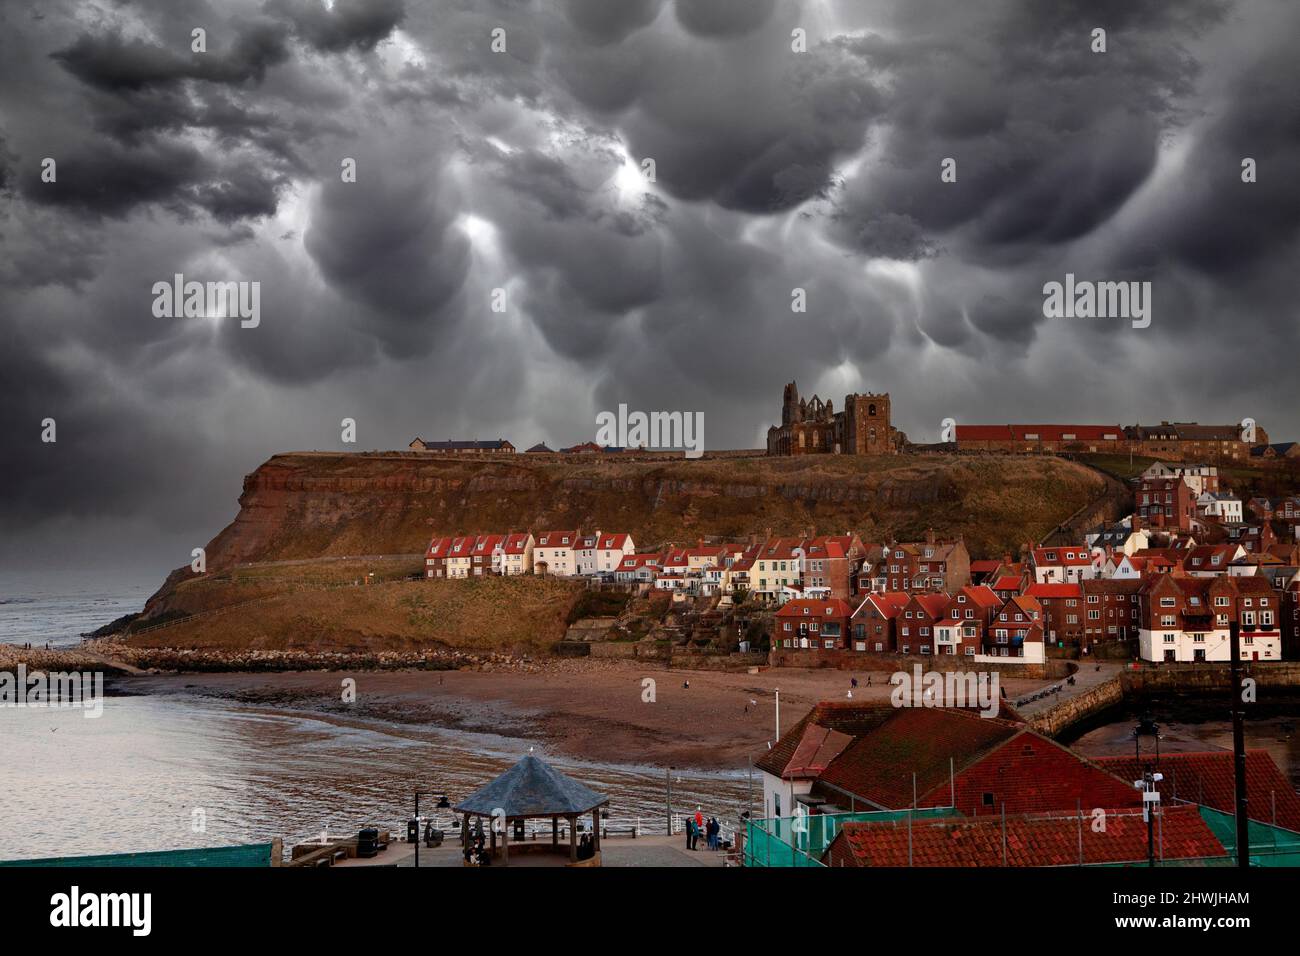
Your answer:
1133;771;1164;867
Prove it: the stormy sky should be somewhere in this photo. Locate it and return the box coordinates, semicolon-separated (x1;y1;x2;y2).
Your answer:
1;0;1298;580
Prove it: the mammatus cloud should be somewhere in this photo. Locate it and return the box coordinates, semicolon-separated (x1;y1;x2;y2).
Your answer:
0;0;1297;578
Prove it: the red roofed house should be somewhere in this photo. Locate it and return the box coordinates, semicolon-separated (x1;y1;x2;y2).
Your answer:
753;701;897;821
824;804;1225;867
850;592;910;653
881;531;971;593
774;598;854;650
1182;544;1245;577
1031;546;1103;584
1094;751;1300;835
425;535;453;579
933;585;1003;657
1137;475;1200;531
800;534;867;600
801;708;1140;819
1138;574;1282;662
1080;577;1144;648
984;594;1045;662
1025;582;1084;648
592;532;635;575
468;533;505;576
614;552;662;584
533;529;580;577
500;532;535;575
954;424;1124;454
444;534;476;578
753;538;803;604
895;593;951;656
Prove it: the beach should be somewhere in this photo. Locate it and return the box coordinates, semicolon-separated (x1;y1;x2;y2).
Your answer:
116;659;1051;769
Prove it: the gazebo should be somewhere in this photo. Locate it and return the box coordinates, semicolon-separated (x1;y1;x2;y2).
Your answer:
454;754;610;866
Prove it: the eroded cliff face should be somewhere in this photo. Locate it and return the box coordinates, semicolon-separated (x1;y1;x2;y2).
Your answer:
144;450;1107;613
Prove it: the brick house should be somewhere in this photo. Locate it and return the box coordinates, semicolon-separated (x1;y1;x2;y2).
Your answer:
985;594;1046;662
774;598;855;650
1138;574;1282;662
881;531;971;593
425;535;453;579
1024;583;1085;648
800;534;866;600
895;593;951;656
468;533;505;576
934;585;1001;657
1136;476;1199;531
1080;578;1144;648
850;592;910;652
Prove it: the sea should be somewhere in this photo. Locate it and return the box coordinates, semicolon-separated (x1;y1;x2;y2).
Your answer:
0;576;751;860
0;570;154;649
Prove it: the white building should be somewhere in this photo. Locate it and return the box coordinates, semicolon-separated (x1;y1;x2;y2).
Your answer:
533;529;580;577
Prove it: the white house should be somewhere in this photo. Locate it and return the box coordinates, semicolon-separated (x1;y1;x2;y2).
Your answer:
500;532;534;575
1031;546;1103;584
1197;492;1243;522
534;529;580;577
594;533;635;574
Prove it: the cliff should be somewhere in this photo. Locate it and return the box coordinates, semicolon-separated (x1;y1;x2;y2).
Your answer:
141;449;1108;619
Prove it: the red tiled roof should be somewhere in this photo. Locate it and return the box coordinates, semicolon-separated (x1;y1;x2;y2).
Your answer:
502;533;532;555
1033;547;1095;566
816;709;1022;809
970;560;1002;573
597;533;633;550
754;701;897;777
855;592;910;618
826;804;1225;867
775;598;854;619
1095;751;1300;834
1026;583;1083;599
990;576;1023;591
535;530;579;547
785;725;855;779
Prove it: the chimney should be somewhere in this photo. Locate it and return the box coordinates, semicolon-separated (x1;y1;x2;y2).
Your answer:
925;528;936;545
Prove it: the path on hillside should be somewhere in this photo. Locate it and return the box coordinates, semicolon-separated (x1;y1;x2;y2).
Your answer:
1013;660;1123;718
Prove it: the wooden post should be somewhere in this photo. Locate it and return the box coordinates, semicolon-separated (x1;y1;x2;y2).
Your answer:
502;817;509;866
593;809;601;853
552;816;558;846
569;815;577;862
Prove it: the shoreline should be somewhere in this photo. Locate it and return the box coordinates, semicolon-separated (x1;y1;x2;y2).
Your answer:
108;659;1051;770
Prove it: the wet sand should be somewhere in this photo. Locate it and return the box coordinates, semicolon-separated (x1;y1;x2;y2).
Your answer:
117;660;1051;770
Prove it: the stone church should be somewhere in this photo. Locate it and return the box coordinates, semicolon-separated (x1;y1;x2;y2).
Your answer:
766;381;899;456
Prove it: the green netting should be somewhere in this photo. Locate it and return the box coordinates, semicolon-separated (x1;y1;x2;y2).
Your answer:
744;808;958;867
1196;807;1300;867
0;842;276;868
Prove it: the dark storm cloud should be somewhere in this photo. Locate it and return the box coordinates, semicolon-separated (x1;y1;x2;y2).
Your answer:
2;0;1300;580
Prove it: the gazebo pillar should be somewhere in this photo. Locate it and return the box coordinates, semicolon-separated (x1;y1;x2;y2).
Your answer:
592;809;601;853
568;815;577;862
489;823;496;856
461;814;469;848
552;816;558;846
502;817;509;865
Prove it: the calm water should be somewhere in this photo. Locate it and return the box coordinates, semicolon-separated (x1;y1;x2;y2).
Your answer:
0;572;151;648
0;694;752;861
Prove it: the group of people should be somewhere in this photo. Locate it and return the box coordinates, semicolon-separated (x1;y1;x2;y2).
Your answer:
684;807;723;851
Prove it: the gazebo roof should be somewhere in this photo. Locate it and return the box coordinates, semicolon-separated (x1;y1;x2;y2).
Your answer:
454;754;609;818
